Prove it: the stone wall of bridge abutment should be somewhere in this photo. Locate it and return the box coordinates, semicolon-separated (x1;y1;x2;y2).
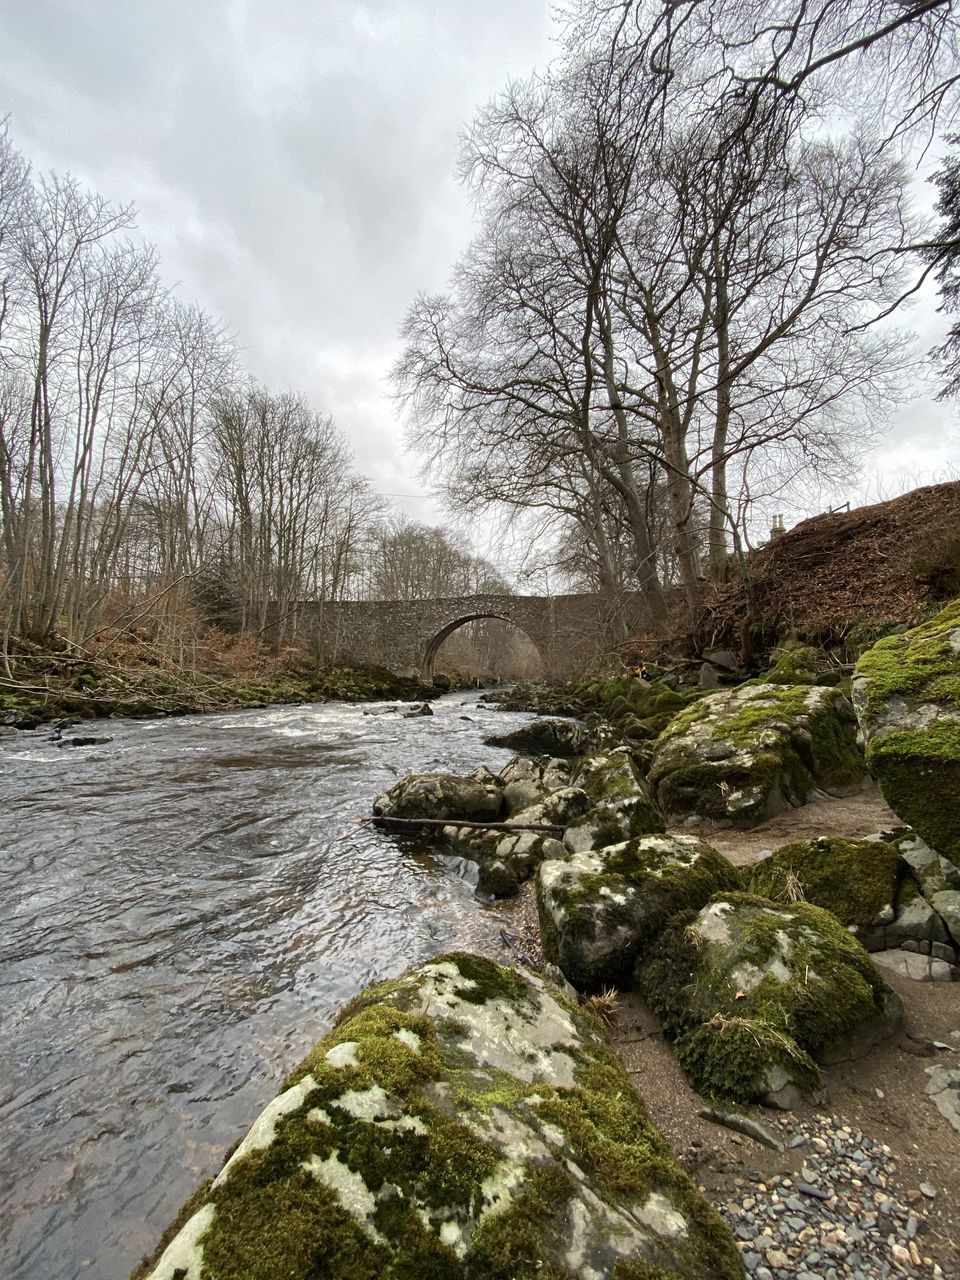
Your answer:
292;592;645;677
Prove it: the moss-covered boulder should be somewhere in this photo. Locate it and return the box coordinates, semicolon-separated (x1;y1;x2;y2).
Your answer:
648;683;866;828
373;769;504;823
746;836;902;933
563;752;665;853
759;643;820;685
635;894;903;1108
853;598;960;860
536;836;739;992
134;954;742;1280
499;756;574;815
441;827;568;899
484;717;587;757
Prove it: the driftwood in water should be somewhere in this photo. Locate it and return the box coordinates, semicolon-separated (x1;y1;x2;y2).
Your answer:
366;815;564;836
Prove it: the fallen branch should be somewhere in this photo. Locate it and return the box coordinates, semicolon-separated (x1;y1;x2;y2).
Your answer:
361;815;565;836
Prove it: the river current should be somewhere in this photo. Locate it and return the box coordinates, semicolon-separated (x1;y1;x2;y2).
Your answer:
0;691;534;1280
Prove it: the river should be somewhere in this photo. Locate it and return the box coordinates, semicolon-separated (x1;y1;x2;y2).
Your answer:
0;691;533;1280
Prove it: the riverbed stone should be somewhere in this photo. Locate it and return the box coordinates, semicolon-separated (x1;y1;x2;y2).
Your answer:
635;894;903;1106
485;716;588;757
441;826;568;899
873;949;958;982
536;835;738;991
134;953;743;1280
499;755;573;815
648;682;866;828
853;598;960;861
929;890;960;947
925;1063;960;1134
372;769;504;823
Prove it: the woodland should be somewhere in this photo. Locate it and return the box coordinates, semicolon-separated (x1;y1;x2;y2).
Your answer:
2;0;960;703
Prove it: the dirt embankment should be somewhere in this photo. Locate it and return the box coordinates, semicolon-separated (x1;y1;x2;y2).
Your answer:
698;481;960;655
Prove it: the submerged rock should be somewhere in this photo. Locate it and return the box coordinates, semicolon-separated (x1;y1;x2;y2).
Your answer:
635;893;903;1108
134;954;743;1280
853;598;960;861
648;682;866;828
536;835;738;991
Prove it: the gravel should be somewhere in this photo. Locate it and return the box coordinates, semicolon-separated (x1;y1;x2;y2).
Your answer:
714;1114;944;1278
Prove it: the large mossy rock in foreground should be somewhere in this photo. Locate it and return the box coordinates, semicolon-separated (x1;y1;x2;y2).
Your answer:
648;683;866;828
853;598;960;860
536;835;739;991
135;954;742;1280
636;894;903;1108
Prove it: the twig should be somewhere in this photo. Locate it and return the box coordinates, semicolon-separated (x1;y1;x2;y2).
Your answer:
363;815;565;835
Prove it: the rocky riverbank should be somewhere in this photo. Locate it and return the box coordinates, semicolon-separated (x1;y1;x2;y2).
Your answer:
134;603;960;1278
0;650;447;729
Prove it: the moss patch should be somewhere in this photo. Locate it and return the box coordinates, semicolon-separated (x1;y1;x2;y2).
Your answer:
854;599;960;858
747;837;902;929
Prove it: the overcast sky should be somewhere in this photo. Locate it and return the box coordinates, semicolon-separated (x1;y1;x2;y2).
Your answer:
2;0;958;565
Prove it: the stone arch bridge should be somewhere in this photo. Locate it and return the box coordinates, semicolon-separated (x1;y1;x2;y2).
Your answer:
298;592;644;677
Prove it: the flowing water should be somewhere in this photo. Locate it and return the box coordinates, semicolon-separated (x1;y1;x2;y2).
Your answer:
0;692;534;1280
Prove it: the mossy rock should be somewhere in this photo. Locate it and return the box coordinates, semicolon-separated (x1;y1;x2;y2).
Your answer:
562;748;664;851
746;836;902;931
499;755;574;816
441;825;569;900
635;894;902;1107
648;683;866;829
756;643;819;686
484;717;587;758
134;954;742;1280
853;599;960;859
373;773;504;823
536;836;739;992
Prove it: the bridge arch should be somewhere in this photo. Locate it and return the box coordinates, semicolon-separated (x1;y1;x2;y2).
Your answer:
421;612;544;678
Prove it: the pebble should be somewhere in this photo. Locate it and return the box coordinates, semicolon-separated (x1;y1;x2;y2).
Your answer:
717;1114;935;1279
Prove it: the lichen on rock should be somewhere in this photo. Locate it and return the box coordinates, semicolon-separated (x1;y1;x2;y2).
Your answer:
635;894;902;1107
647;682;866;829
853;598;960;860
536;835;739;991
133;954;743;1280
373;770;504;823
